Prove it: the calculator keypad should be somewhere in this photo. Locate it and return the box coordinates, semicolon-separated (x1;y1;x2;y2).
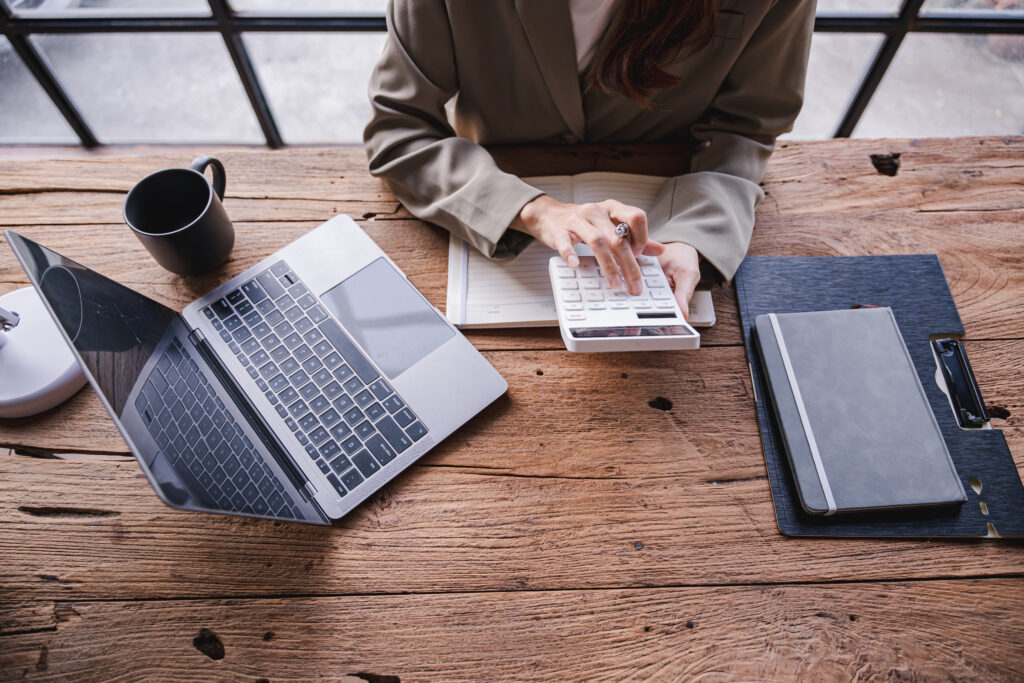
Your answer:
553;256;677;322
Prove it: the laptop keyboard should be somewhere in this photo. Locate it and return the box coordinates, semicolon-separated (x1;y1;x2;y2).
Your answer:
201;260;429;498
135;337;301;519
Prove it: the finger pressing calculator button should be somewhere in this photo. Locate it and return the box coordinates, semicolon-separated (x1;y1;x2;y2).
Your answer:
561;291;582;302
607;291;627;300
559;280;578;290
650;287;673;300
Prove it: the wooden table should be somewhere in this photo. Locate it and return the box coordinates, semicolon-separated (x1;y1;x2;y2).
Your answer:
1;138;1022;681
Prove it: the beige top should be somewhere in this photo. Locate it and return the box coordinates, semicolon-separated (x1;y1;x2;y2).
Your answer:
364;0;815;286
570;0;619;74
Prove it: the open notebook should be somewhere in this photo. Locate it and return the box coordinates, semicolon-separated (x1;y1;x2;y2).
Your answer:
445;172;716;329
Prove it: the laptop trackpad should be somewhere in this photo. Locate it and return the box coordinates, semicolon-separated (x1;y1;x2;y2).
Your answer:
320;257;454;380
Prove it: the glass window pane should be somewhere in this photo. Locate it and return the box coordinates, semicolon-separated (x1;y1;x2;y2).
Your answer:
243;32;385;143
0;36;79;143
7;0;209;16
231;0;386;11
855;33;1024;137
30;33;264;144
922;0;1024;15
817;0;901;15
783;33;884;140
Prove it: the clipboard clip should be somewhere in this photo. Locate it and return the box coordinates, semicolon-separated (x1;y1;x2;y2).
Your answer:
933;338;989;428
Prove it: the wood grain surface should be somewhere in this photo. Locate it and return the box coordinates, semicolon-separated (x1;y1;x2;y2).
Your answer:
1;138;1022;681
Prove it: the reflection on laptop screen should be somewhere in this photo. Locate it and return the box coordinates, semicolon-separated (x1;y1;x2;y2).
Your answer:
7;234;177;417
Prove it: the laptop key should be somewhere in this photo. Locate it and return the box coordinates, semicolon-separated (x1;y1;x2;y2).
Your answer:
284;332;303;350
308;304;328;324
312;368;332;386
242;337;262;355
354;389;374;408
238;301;256;319
310;395;330;414
303;328;324;345
343;377;363;394
352;450;381;478
299;413;319;432
341;435;361;455
320;407;341;428
377;415;413;453
242;279;267;303
394;407;416;428
297;293;317;310
406;421;427;442
262;334;282;351
313;340;333;358
223;314;243;331
320;440;341;460
382;395;403;413
256;298;276;315
288;369;310;388
364;434;397;465
250;349;269;366
333;364;353;382
343;406;364;426
368;379;393;400
323;381;343;399
227;289;246;305
252;322;272;339
285;417;299;432
330;455;352;474
279;357;300;375
299;382;319;401
294;344;314;362
279;386;299;405
287;399;308;418
309;427;329;446
269;374;289;392
365;402;385;422
332;393;354;413
302;355;323;374
354;420;375;441
294;316;313;334
316;459;331;475
270;261;290;277
211;299;233;320
256;270;286;299
284;305;304;322
326;473;347;496
265;309;285;327
340;468;364;490
304;444;319;460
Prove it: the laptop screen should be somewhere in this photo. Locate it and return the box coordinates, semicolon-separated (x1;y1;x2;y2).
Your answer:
6;233;178;418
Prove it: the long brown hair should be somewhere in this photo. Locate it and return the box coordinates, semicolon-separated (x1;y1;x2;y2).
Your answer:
589;0;719;106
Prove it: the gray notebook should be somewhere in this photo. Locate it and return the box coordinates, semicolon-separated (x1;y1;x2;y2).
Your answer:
754;307;966;515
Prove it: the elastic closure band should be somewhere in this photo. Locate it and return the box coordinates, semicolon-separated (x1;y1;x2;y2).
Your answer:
769;313;837;515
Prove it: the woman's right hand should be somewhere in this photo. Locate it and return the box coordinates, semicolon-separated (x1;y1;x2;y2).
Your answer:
511;194;662;295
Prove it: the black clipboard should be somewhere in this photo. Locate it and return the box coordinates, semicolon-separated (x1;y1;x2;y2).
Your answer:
735;255;1024;538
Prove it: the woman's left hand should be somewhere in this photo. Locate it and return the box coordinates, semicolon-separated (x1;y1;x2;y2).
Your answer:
653;242;702;319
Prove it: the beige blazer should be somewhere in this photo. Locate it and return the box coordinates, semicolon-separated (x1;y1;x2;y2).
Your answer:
364;0;815;286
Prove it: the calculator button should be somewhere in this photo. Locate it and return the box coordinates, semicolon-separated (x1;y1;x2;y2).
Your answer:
650;288;674;300
581;280;600;290
558;280;578;290
637;255;658;266
655;300;675;309
633;301;652;309
583;291;603;302
586;302;606;310
645;276;669;289
566;312;586;321
556;266;575;278
610;301;629;310
577;266;598;278
564;302;584;311
561;291;582;302
640;265;661;276
607;291;627;300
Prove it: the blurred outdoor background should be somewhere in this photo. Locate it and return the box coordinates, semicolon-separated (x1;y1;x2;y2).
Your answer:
1;0;1022;147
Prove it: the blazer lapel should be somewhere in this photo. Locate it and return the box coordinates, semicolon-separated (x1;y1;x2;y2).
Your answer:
514;0;586;139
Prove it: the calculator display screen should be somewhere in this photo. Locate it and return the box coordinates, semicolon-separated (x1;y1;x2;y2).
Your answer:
569;325;695;338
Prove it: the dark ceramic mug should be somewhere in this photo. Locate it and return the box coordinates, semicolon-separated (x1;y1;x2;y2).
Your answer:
123;155;234;275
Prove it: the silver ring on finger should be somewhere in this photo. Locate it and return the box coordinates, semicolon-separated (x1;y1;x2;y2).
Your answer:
614;222;630;238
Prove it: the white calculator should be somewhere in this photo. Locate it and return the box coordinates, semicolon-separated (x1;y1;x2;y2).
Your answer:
548;255;700;352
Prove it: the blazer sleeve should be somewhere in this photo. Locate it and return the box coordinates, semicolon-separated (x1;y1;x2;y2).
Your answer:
649;0;816;286
363;0;543;260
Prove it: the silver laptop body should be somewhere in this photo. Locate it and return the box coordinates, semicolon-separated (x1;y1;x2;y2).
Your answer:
7;215;507;525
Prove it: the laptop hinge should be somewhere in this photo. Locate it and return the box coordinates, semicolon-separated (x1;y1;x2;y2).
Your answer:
187;329;323;511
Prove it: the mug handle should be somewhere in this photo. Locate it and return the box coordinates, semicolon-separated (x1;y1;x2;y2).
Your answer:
190;155;226;200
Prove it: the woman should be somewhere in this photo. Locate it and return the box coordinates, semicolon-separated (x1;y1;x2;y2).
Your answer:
364;0;815;310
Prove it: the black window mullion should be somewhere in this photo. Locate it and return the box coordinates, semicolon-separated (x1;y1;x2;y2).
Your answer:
832;0;927;138
1;1;99;147
208;0;283;148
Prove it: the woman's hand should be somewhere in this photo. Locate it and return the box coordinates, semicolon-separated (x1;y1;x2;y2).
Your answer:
655;242;702;318
512;195;659;295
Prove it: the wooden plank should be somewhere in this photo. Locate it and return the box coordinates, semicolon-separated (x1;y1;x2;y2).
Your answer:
1;440;1022;603
2;579;1023;680
1;341;1018;461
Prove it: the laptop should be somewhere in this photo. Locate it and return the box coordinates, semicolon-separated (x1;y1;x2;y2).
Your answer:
5;215;508;525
